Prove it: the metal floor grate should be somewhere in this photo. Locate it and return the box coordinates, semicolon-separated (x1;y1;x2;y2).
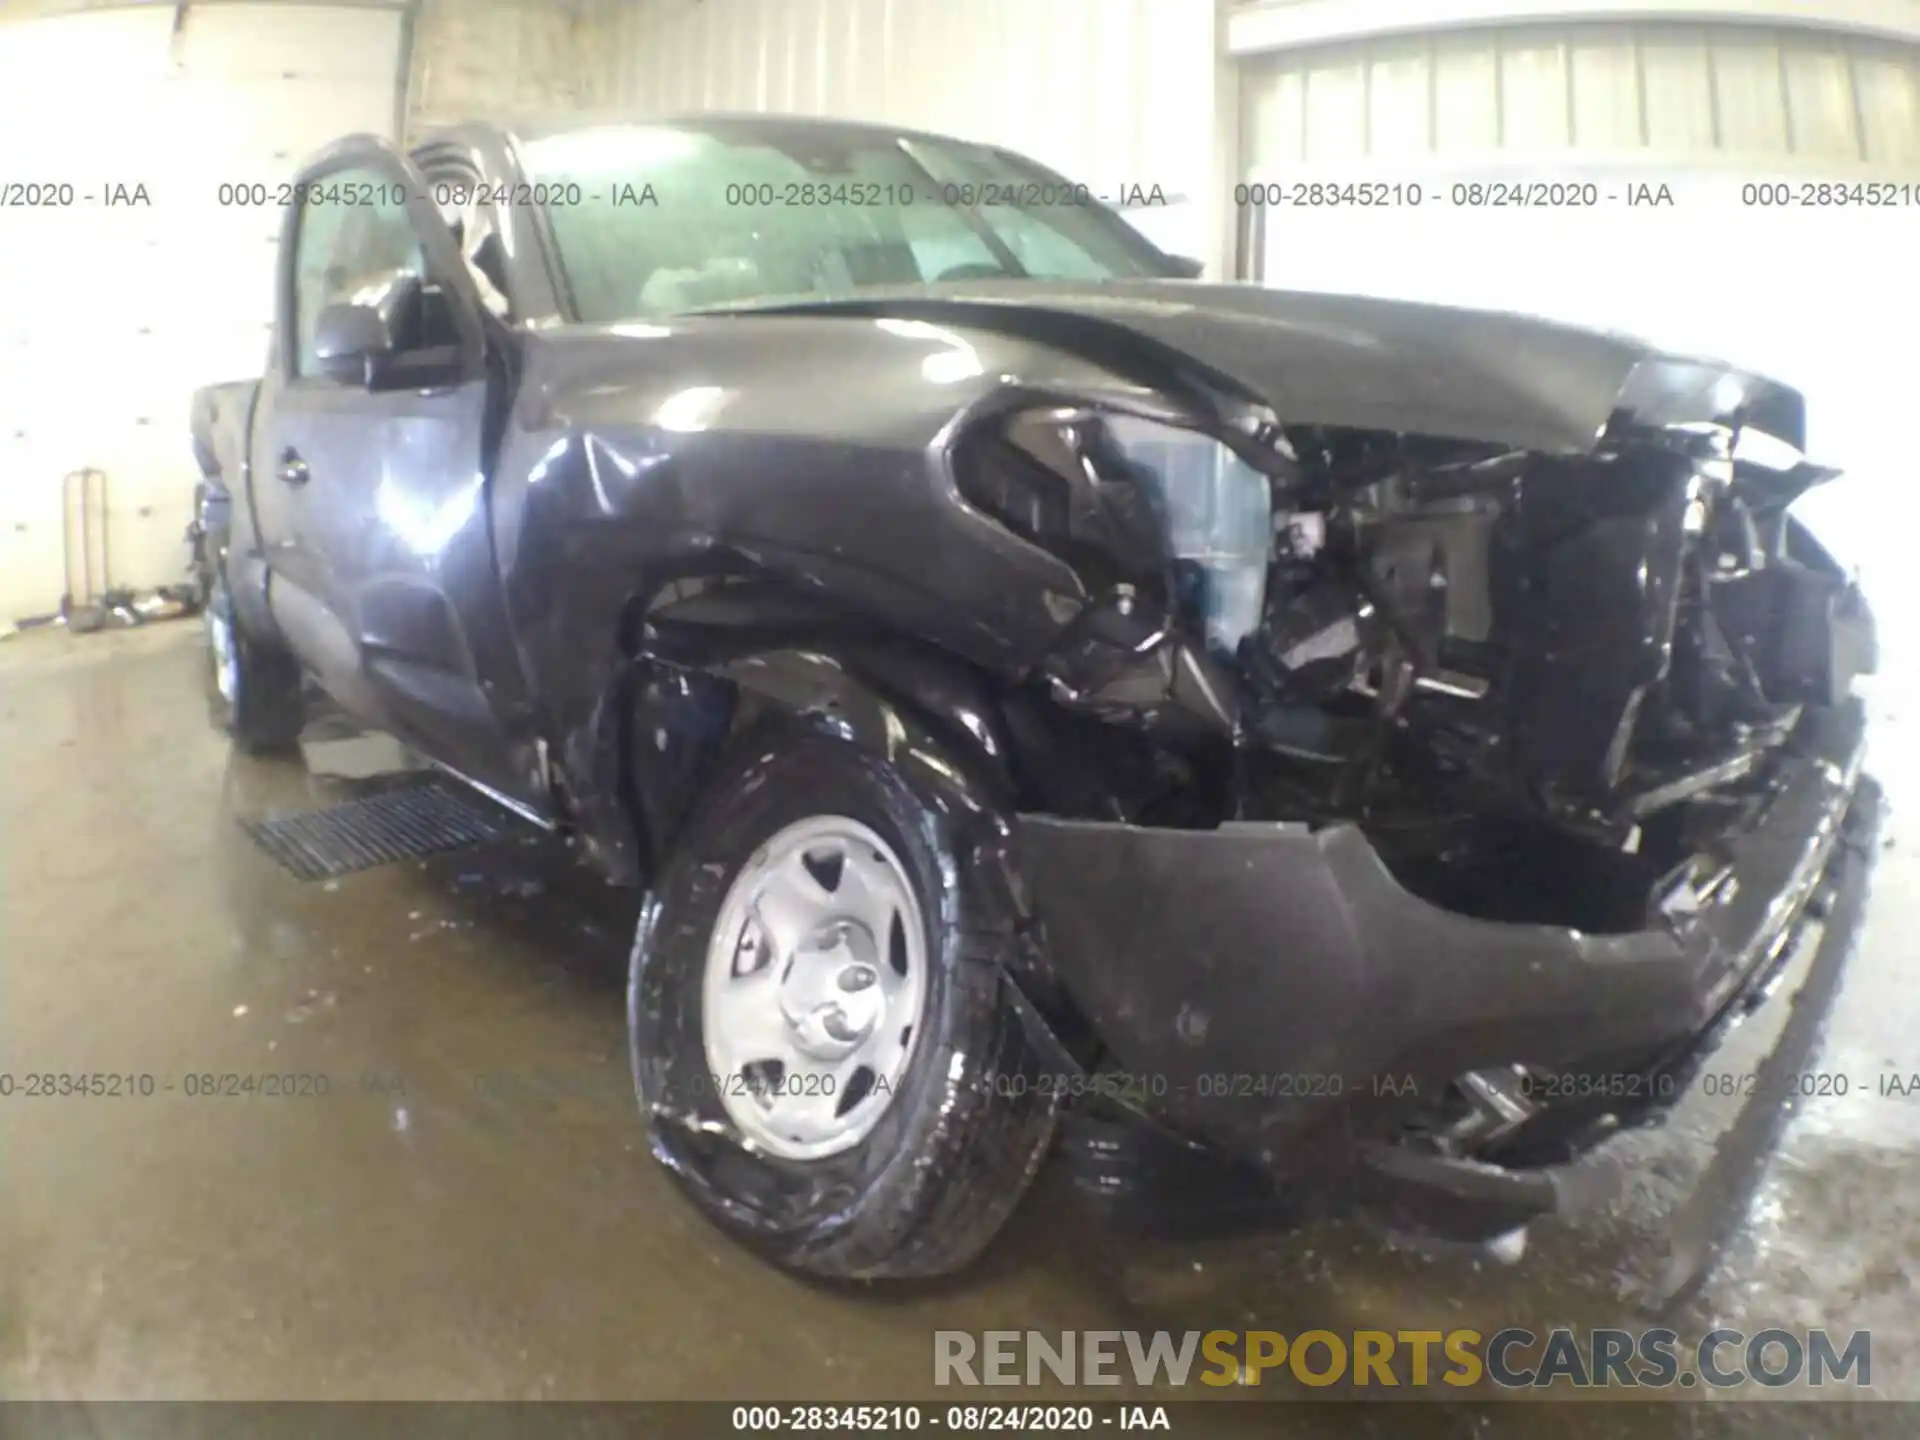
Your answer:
241;780;508;881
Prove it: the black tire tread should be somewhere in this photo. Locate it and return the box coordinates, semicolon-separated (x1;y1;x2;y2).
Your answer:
228;634;305;754
637;727;1059;1281
814;935;1057;1278
203;554;304;755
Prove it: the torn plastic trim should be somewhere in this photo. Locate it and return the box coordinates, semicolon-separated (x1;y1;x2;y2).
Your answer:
1637;775;1878;1315
1016;812;1700;1171
1011;697;1869;1177
921;317;1826;499
931;378;1296;490
1610;354;1809;456
1347;771;1874;1269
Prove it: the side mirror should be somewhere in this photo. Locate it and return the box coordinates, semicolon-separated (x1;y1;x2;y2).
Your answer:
312;269;460;389
1165;254;1206;280
312;299;397;387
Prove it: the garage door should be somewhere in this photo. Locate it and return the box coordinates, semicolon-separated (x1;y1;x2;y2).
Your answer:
0;3;402;623
1237;22;1920;628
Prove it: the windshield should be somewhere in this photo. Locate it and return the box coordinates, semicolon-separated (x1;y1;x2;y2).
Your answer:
519;123;1180;323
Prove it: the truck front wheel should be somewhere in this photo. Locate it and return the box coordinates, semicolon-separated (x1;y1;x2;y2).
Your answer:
628;729;1058;1279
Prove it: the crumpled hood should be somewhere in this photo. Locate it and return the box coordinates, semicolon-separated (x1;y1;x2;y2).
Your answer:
739;279;1810;456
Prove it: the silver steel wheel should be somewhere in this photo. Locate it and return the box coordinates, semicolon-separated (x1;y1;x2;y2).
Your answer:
206;605;239;704
701;814;928;1161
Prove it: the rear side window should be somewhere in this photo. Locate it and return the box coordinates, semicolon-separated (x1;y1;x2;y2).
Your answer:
289;166;424;378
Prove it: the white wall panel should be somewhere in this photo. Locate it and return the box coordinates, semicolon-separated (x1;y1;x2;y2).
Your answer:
1303;54;1366;160
1857;50;1920;160
0;5;402;621
1499;36;1572;151
1784;44;1862;156
1432;33;1501;152
1712;30;1792;153
1241;23;1920;167
0;8;178;621
0;0;617;621
1367;38;1431;158
1238;18;1920;645
408;0;606;130
603;0;1227;263
1241;63;1304;173
1568;27;1641;148
1229;0;1920;55
1640;26;1718;149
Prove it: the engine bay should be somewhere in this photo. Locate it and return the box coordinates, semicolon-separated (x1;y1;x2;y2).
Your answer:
964;406;1876;935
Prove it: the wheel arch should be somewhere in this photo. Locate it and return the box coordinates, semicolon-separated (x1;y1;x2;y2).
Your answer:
579;581;1088;1070
624;632;1023;886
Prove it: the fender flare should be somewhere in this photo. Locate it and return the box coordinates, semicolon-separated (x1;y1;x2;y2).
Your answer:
630;638;1015;884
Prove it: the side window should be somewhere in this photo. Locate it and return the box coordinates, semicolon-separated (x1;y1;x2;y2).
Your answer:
291;166;425;378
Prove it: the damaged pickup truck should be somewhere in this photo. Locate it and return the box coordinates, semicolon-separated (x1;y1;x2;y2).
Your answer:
191;116;1878;1288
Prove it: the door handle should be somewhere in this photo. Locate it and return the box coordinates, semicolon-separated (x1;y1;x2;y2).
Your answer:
277;449;310;486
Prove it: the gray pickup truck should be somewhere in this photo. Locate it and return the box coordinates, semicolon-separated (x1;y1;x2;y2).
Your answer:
190;115;1878;1292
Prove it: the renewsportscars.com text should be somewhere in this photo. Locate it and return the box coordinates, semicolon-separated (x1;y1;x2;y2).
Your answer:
934;1328;1872;1391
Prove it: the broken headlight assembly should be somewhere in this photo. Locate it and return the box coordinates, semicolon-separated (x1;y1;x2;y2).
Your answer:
957;408;1275;662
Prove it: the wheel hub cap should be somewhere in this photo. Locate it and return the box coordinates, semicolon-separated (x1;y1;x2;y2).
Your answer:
700;816;927;1161
778;924;886;1061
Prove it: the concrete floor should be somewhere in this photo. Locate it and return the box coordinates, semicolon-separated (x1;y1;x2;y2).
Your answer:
2;621;1916;1433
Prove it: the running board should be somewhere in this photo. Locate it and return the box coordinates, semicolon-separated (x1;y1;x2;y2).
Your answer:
240;777;511;881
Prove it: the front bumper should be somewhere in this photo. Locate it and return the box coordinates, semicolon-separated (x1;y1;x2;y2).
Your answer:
1015;698;1874;1281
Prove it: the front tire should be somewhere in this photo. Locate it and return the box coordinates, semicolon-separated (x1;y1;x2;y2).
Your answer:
202;557;305;755
629;728;1058;1280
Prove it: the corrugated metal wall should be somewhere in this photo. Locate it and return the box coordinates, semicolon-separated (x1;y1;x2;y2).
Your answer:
1227;0;1920;56
598;0;1228;260
1240;21;1920;169
409;0;615;133
1231;17;1920;634
0;1;616;142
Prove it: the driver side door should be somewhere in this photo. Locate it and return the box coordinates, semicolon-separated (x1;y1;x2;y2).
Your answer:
259;139;542;809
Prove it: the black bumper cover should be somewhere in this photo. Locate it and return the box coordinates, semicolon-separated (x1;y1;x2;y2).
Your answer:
1016;699;1874;1289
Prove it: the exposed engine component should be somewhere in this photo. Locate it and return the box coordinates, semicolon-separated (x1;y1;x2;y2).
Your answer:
1246;575;1373;705
964;404;1874;936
